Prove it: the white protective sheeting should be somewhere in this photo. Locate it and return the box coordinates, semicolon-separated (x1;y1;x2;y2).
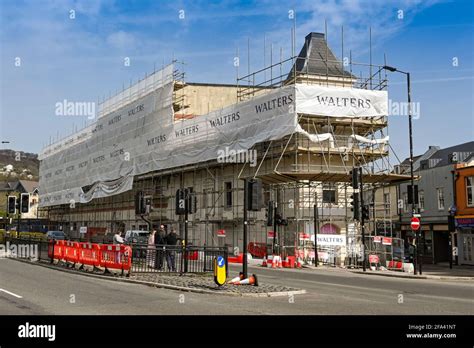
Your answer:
295;84;388;117
39;76;297;207
39;77;390;207
347;134;390;149
295;125;335;147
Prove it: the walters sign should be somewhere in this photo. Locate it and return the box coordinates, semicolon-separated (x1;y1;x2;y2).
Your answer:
311;234;346;246
295;84;388;117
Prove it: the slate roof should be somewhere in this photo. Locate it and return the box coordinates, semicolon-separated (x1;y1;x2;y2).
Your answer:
0;180;38;193
286;32;354;80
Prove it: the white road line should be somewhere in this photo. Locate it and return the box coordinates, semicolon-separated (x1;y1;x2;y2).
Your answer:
0;288;23;299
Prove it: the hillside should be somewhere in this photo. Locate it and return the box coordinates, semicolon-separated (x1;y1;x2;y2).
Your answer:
0;149;39;181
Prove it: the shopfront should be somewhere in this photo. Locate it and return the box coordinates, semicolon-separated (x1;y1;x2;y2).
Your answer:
456;217;474;265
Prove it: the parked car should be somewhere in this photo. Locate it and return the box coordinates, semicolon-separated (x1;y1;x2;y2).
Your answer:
46;231;67;240
124;230;149;244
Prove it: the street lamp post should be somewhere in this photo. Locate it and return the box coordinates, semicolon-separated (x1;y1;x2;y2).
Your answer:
383;66;420;275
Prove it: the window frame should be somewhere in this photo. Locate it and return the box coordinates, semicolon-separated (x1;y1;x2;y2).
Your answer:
466;176;474;207
437;188;445;210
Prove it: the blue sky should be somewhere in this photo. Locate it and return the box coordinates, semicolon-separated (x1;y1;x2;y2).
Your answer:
0;0;473;163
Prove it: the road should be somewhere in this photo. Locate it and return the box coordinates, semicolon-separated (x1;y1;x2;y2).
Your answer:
0;259;472;315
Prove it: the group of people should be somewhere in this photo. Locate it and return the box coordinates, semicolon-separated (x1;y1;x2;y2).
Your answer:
112;225;180;272
147;225;179;272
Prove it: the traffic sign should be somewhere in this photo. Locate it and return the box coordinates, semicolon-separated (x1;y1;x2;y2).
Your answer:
213;256;226;286
411;217;420;231
217;256;225;268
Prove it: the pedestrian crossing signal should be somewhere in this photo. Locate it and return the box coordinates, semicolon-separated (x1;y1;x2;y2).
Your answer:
8;196;16;214
20;193;30;213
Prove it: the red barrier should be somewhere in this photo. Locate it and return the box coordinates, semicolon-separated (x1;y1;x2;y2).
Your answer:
121;245;132;273
52;240;65;263
64;241;80;265
228;253;243;264
100;244;132;274
387;260;403;270
79;242;101;269
248;242;266;259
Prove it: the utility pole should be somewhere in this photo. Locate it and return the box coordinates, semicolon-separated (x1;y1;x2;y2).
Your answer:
242;179;248;279
184;203;189;273
359;167;366;272
314;192;319;267
272;201;277;257
382;66;418;274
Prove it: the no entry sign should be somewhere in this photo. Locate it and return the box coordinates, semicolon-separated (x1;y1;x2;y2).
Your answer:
411;217;420;231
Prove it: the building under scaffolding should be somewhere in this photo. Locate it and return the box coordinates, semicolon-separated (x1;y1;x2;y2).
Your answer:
38;32;410;266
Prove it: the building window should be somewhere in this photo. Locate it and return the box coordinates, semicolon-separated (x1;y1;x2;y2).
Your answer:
322;184;337;204
224;182;232;208
383;193;390;215
419;190;425;212
403;192;408;212
437;188;445;210
467;176;474;207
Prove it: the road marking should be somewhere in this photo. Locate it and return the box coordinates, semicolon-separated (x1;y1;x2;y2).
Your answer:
0;288;23;298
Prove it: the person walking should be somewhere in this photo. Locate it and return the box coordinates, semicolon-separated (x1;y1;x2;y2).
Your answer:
165;229;178;272
154;225;166;270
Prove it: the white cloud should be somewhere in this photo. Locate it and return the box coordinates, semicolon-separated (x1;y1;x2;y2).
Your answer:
106;30;137;50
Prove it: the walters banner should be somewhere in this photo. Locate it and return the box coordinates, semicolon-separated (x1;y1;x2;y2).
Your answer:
311;234;347;246
295;84;388;117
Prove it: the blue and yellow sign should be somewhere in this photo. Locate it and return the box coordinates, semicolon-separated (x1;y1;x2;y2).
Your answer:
213;256;226;286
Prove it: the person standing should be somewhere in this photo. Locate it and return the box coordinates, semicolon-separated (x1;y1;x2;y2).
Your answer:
165;229;178;272
113;230;125;264
147;230;156;268
154;225;166;270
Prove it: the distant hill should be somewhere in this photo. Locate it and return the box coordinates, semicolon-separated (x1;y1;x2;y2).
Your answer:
0;149;39;181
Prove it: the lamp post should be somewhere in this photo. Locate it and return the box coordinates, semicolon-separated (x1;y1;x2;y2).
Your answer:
383;65;420;275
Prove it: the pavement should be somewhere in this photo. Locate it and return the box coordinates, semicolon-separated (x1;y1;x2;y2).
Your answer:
1;257;473;315
345;262;474;280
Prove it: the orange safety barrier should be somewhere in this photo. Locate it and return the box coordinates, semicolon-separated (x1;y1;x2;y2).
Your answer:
387;260;403;270
247;242;266;259
100;244;132;274
228;253;243;264
64;241;80;265
121;245;132;273
79;242;101;269
52;240;65;263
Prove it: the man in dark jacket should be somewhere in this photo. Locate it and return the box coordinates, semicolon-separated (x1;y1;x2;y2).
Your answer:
154;225;166;270
165;229;178;272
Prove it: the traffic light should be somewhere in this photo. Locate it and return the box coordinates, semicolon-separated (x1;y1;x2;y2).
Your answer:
350;168;359;189
135;191;146;215
186;190;197;214
266;201;274;226
8;196;16;214
247;179;263;211
20;193;30;213
362;204;370;221
407;185;419;205
275;213;288;226
175;189;186;215
350;193;360;221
